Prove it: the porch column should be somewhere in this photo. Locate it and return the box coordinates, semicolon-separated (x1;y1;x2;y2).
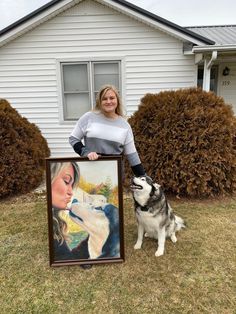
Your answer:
202;51;217;92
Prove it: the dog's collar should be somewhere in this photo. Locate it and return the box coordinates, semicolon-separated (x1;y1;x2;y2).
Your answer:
139;205;149;212
137;204;150;212
134;200;149;212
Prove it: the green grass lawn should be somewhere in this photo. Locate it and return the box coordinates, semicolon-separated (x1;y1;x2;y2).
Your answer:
1;192;236;314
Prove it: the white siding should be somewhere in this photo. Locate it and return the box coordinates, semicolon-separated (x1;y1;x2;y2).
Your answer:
0;0;197;157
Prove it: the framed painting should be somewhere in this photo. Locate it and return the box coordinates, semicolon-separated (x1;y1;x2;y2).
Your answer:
45;156;124;267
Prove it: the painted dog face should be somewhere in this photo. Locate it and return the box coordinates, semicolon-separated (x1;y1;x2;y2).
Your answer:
130;176;161;207
69;202;109;236
69;201;120;259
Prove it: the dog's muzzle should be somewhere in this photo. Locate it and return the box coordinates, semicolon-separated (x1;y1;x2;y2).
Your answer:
130;177;143;190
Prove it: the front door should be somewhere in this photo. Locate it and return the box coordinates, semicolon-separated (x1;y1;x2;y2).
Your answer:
218;63;236;113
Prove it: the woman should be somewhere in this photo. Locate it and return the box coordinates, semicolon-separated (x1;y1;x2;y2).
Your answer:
51;162;89;260
69;85;145;177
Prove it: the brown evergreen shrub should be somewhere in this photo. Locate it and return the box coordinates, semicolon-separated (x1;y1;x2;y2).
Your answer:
0;99;50;198
125;88;236;197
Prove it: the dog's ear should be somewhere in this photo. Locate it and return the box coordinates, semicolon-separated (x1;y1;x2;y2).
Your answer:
150;182;162;197
150;182;159;196
153;183;161;190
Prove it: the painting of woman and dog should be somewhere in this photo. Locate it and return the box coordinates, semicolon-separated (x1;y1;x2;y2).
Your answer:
46;156;124;266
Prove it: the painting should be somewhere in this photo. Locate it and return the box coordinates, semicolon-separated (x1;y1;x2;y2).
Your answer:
45;156;124;266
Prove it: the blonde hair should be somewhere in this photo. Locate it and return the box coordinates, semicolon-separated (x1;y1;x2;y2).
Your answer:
53;210;70;245
51;162;80;245
95;85;124;117
51;162;80;189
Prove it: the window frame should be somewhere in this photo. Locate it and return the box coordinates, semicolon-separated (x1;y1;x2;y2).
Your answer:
57;59;122;123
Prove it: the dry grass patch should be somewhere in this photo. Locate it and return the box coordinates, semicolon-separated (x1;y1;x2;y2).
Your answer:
0;192;236;313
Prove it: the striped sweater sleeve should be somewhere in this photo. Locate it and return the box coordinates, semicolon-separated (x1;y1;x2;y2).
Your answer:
124;125;146;176
69;112;89;155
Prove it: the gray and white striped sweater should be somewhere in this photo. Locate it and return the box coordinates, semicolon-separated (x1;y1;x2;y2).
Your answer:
69;111;145;175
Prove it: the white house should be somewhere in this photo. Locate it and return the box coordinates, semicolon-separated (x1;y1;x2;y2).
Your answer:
0;0;235;157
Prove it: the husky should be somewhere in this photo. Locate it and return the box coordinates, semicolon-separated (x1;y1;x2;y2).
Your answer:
130;176;185;257
69;200;120;259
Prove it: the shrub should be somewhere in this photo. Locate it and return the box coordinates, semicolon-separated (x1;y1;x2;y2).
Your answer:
126;88;236;197
0;99;50;198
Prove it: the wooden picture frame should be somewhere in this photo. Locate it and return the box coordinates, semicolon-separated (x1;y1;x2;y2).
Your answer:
45;156;124;266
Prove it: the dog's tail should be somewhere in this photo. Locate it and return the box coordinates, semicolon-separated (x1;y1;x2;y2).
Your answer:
175;215;186;231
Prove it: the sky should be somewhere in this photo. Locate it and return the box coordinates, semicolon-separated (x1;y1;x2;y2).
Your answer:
0;0;235;31
79;160;118;187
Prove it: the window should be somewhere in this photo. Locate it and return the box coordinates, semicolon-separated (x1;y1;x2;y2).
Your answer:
197;65;218;94
61;61;121;120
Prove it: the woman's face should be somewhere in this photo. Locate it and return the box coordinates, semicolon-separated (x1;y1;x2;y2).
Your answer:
52;164;74;210
100;89;118;116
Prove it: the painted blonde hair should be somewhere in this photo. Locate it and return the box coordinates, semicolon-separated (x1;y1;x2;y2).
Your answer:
95;85;124;117
51;162;80;245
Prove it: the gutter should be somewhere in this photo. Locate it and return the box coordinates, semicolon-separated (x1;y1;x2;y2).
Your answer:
192;45;236;53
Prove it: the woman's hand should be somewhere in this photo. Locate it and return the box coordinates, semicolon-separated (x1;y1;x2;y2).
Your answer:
87;152;99;160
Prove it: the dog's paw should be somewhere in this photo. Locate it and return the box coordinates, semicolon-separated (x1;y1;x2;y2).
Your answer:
170;234;177;243
155;249;164;257
144;232;149;238
134;242;142;250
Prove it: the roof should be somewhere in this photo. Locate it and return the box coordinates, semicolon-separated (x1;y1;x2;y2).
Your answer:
0;0;60;36
0;0;214;47
187;25;236;45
